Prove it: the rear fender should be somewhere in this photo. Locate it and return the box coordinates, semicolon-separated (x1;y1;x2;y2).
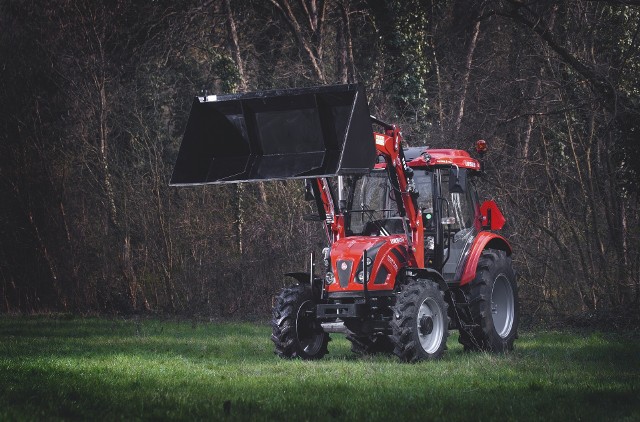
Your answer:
458;232;512;286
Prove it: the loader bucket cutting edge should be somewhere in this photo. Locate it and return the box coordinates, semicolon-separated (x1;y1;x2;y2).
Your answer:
170;83;376;186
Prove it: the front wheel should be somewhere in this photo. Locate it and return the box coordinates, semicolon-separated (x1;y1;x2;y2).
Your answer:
271;284;329;360
391;279;449;362
459;249;519;352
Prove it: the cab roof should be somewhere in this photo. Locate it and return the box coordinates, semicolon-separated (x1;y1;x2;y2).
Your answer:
376;147;481;171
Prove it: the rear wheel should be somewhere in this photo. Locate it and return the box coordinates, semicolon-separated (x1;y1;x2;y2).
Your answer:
459;249;519;352
271;284;329;359
391;279;449;362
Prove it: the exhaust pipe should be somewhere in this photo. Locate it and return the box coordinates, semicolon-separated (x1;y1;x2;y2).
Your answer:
170;83;376;185
320;321;354;335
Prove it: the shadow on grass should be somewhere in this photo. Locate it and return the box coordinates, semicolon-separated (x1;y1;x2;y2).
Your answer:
0;317;638;421
515;331;640;376
1;353;637;421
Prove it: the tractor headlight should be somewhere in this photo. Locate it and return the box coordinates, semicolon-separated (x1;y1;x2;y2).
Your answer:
356;270;370;283
322;247;331;267
325;272;335;285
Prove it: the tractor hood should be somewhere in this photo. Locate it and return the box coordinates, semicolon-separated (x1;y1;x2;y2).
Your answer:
170;83;376;185
327;235;412;293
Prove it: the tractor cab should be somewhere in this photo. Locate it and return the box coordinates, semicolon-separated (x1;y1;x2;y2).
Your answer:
412;149;482;283
338;147;484;284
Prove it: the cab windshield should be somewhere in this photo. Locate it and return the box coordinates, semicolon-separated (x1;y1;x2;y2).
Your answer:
346;170;433;236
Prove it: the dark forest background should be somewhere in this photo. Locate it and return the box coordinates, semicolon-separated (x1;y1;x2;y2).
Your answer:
1;0;638;324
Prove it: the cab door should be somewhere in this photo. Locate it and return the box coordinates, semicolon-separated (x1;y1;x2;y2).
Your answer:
437;168;479;281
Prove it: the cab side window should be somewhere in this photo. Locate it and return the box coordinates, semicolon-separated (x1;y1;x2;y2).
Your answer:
441;169;475;231
414;171;433;212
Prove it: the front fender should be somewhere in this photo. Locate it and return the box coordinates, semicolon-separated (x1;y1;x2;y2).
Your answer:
458;232;512;286
284;272;325;299
402;267;448;292
284;272;323;285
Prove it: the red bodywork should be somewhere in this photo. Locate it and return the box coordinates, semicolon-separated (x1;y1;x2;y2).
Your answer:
326;236;415;293
401;148;482;171
459;232;511;285
316;125;510;291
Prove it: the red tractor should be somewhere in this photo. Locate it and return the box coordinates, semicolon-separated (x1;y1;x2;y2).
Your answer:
171;84;518;362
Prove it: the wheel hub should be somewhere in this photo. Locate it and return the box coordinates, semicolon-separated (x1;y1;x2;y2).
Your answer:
491;274;515;339
419;315;434;335
416;294;445;355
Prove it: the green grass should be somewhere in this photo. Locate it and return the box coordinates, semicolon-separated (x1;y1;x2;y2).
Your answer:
0;317;638;421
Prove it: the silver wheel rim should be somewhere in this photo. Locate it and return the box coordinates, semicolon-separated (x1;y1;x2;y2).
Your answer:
296;300;324;355
491;274;515;338
417;297;445;354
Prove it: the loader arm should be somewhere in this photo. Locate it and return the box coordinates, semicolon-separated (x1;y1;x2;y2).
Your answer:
373;124;424;268
313;177;345;243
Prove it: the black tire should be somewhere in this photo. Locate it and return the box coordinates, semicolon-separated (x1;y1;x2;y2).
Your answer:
271;284;329;360
459;249;519;352
391;279;449;362
346;334;395;356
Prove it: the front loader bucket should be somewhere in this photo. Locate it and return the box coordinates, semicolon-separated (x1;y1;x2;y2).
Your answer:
170;84;376;185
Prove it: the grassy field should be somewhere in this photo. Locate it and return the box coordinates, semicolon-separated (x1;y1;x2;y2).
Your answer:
0;316;638;421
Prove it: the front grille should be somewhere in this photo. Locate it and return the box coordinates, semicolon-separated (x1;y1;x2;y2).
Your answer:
336;260;352;288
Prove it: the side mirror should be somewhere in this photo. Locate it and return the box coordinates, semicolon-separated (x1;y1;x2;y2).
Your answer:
449;167;467;193
480;200;506;230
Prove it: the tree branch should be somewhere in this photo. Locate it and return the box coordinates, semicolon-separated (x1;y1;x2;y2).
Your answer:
501;0;635;115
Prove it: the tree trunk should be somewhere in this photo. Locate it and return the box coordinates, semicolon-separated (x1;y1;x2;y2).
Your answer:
269;0;326;82
224;0;247;91
338;0;356;83
455;19;481;133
